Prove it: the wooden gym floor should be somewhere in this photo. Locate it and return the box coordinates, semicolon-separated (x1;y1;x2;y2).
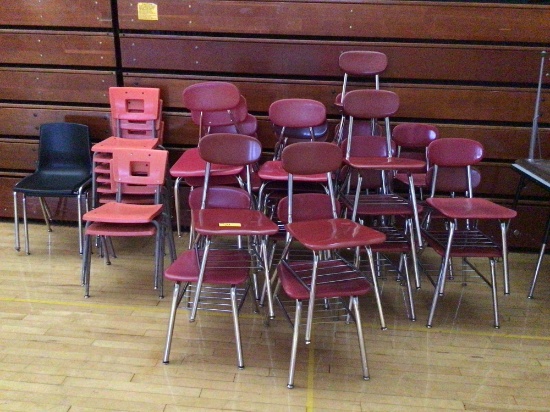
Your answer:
0;220;549;411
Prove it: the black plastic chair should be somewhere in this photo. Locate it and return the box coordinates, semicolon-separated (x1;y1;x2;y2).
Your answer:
13;122;93;255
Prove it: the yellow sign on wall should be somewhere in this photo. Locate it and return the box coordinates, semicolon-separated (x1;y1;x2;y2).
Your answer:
137;3;159;21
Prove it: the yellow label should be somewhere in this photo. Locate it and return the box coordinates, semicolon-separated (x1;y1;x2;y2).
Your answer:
137;3;159;21
219;223;242;227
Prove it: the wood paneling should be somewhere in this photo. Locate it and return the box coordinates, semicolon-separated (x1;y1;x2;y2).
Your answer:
0;0;113;28
117;0;550;43
0;31;116;67
0;140;38;171
120;35;547;84
125;74;548;124
0;104;111;140
0;69;116;104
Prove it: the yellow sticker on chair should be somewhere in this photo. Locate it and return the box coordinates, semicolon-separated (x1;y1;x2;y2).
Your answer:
219;223;242;227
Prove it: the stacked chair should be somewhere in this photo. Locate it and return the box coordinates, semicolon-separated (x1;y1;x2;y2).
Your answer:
339;89;425;316
81;86;175;297
273;141;386;388
93;87;164;207
163;133;279;368
170;81;258;237
421;138;517;328
334;50;388;144
82;148;176;298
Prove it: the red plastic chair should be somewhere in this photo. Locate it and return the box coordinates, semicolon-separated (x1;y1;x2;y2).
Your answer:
81;148;175;298
274;141;386;388
341;89;426;289
334;51;388;143
258;99;329;213
170;82;256;237
421;138;517;328
163;133;279;369
392;123;439;199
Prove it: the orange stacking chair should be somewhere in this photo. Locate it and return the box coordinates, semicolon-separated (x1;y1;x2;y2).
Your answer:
422;138;517;328
81;148;175;298
273;141;386;388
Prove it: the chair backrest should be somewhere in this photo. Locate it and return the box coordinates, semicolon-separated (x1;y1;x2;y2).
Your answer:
183;81;242;138
198;133;262;208
37;122;92;173
109;87;161;121
111;148;168;202
392;123;439;169
188;186;251;210
427;138;484;197
280;141;343;223
269;98;328;159
339;50;388;95
342;89;399;159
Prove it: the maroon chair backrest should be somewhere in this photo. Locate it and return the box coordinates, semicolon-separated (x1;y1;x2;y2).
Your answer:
269;99;327;129
277;193;341;223
198;133;262;166
426;166;482;193
427;138;484;167
341;135;395;157
342;89;399;119
182;81;240;112
191;95;249;127
392;123;439;148
339;51;388;76
281;142;342;175
188;186;251;210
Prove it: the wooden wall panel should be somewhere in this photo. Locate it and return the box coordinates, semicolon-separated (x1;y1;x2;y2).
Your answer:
0;105;111;141
127;75;549;133
120;35;546;84
0;31;116;67
117;0;550;43
0;69;116;104
0;0;113;29
0;140;38;172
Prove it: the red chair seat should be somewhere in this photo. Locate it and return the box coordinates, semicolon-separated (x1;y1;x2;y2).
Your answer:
286;218;386;251
426;198;517;220
83;202;162;224
85;222;156;237
278;260;372;300
170;148;242;178
192;209;279;236
165;249;250;285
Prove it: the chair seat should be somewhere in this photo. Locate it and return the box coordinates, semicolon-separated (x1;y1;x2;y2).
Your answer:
192;209;279;236
14;171;91;196
92;136;159;152
165;249;251;284
258;160;327;182
83;202;163;224
346;156;426;171
85;222;156;237
286;218;386;251
426;198;517;220
170;148;242;178
278;259;372;300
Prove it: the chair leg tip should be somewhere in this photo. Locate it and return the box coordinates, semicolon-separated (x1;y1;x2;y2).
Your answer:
363;376;370;381
287;384;294;389
163;360;169;365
